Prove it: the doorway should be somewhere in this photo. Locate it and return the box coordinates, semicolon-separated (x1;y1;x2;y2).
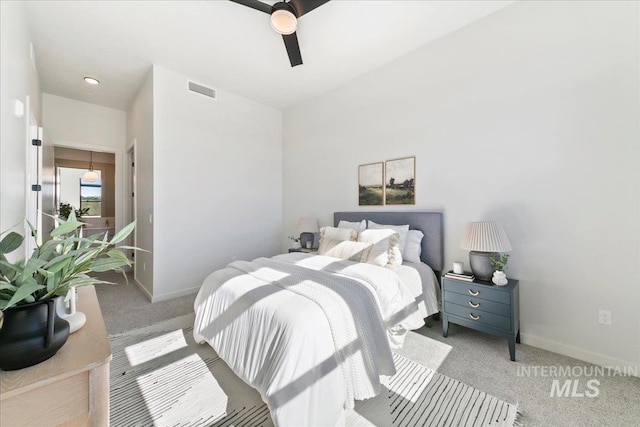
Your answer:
54;147;116;221
53;147;116;234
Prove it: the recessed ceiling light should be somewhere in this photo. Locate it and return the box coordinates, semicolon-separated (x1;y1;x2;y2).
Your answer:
83;76;100;85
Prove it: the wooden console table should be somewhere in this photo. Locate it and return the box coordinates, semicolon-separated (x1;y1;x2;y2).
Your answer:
1;286;111;426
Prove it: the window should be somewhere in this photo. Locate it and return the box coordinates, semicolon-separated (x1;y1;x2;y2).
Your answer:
80;177;102;217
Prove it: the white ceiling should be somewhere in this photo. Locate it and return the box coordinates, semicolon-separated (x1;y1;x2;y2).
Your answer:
24;1;513;111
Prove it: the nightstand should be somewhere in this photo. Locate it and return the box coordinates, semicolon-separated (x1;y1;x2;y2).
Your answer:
288;248;317;254
442;275;520;361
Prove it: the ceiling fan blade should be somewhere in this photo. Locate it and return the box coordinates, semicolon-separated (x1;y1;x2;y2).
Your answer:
282;33;303;67
229;0;272;14
288;0;329;17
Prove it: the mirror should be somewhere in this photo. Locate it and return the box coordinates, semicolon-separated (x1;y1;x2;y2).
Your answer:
57;167;102;217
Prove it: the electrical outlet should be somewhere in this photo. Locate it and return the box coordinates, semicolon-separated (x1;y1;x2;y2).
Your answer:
599;309;611;325
143;262;146;272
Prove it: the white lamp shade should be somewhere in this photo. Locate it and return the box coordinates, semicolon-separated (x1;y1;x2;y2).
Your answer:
296;217;319;234
83;170;99;183
270;9;297;35
460;222;512;252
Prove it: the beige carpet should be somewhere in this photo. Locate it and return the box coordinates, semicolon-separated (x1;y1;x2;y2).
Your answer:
109;315;518;427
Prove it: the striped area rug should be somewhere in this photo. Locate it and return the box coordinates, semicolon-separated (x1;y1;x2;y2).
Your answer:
348;355;518;427
109;315;517;427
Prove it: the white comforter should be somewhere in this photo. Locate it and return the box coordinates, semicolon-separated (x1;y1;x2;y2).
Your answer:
193;253;424;427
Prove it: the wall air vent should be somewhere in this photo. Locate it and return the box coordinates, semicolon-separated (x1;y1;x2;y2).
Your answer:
188;81;216;99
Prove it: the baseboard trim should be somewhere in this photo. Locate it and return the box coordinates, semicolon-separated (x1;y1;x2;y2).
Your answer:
133;278;153;302
521;332;639;378
132;276;199;304
151;286;200;303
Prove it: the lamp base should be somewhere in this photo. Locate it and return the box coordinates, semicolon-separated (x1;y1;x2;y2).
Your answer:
299;232;315;249
469;251;497;282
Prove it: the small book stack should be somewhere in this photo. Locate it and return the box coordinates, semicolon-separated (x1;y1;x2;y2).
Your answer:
444;270;475;282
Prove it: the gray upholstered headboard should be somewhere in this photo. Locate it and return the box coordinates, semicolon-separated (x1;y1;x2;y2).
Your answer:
334;211;444;275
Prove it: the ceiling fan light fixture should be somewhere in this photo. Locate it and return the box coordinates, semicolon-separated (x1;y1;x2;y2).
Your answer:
270;9;297;35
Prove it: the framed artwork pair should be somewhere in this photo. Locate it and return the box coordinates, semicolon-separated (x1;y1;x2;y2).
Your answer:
358;156;415;206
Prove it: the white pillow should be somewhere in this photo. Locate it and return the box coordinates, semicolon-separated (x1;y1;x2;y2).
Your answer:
357;229;402;269
403;229;424;264
367;221;410;255
318;239;373;262
319;226;357;242
337;219;367;233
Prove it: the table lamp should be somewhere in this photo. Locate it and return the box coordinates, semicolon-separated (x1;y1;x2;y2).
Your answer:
460;221;511;281
296;217;319;249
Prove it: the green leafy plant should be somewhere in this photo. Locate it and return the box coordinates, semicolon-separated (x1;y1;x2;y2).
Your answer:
490;253;510;272
287;235;300;243
0;211;140;311
59;202;90;220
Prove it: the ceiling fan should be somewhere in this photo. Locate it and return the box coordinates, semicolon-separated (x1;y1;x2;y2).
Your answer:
230;0;330;67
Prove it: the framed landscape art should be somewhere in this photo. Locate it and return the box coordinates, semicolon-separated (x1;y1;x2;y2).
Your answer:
385;157;415;205
358;162;384;206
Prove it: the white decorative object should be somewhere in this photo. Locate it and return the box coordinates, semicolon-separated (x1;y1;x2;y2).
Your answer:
56;286;87;333
492;271;508;286
452;261;464;274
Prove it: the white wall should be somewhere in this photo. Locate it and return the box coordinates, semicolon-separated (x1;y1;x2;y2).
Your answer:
126;70;154;297
0;1;41;257
42;94;127;230
43;94;126;149
283;1;639;369
152;65;283;301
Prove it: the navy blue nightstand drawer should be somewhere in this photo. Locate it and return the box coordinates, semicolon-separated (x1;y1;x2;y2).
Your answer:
442;278;510;304
444;301;511;331
444;290;511;317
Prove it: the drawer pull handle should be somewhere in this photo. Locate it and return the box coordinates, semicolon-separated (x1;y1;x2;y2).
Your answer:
468;301;480;308
468;289;479;296
469;313;480;321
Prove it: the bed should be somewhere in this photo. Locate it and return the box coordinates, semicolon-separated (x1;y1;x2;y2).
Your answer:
193;211;443;426
333;211;443;321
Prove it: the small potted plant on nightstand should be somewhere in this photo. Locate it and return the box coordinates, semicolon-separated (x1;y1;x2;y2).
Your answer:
490;254;509;286
288;235;301;249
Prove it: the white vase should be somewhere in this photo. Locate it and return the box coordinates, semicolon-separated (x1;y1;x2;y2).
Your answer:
56;287;87;334
492;271;508;286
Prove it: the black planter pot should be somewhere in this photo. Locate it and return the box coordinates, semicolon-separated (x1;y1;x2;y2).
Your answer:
0;298;70;371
